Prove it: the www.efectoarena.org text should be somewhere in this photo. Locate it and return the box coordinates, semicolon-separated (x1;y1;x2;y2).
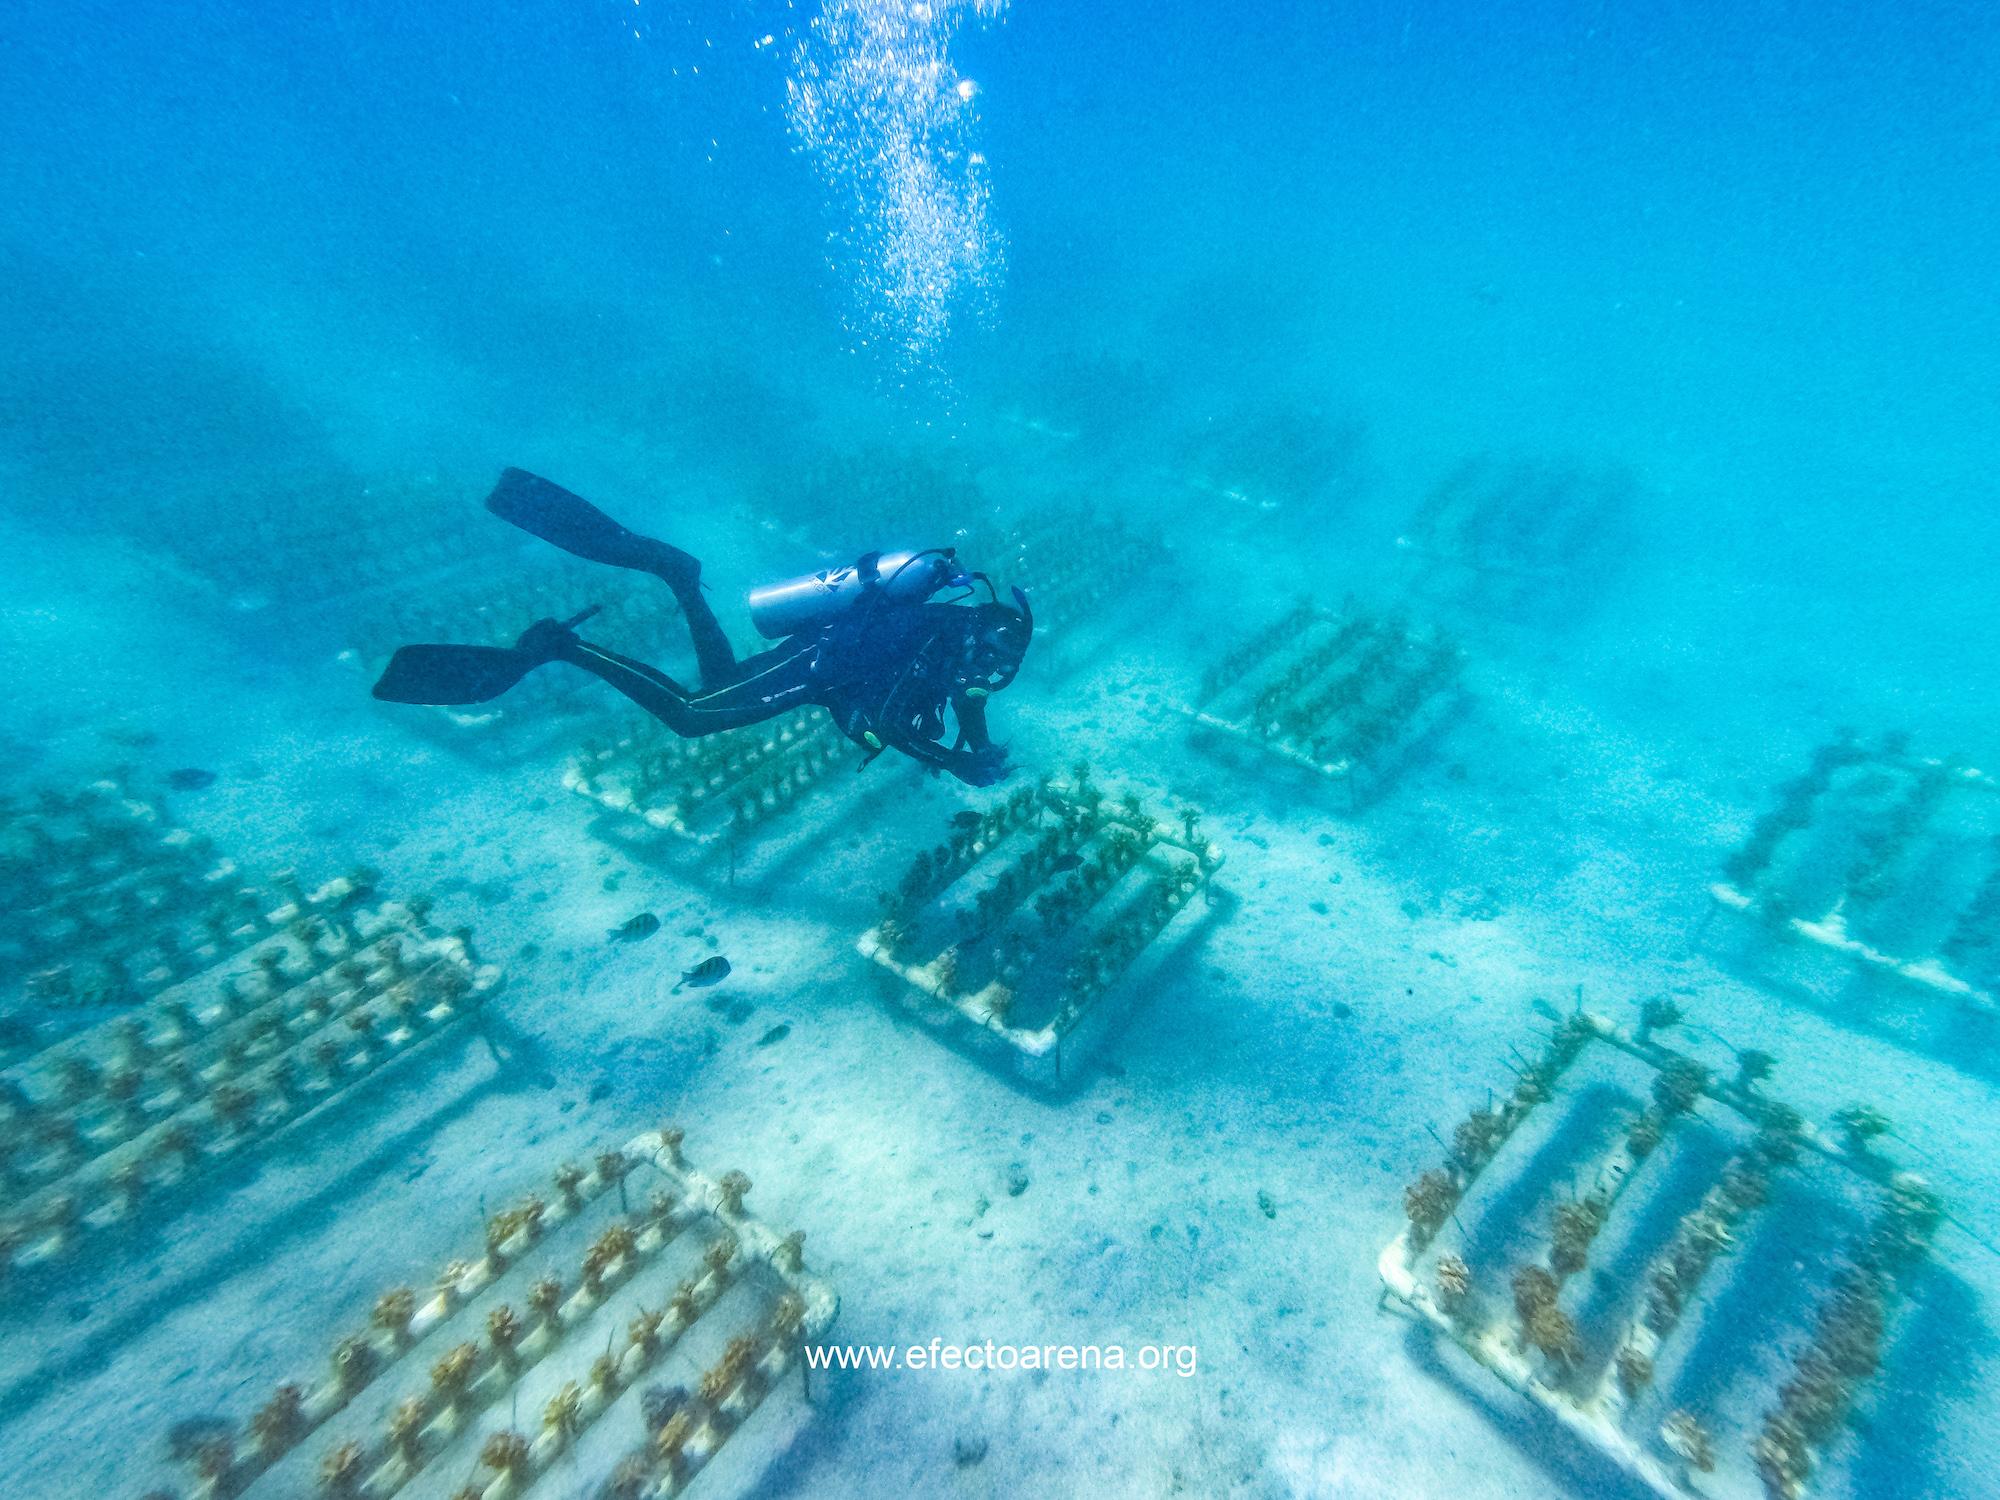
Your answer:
806;1340;1199;1377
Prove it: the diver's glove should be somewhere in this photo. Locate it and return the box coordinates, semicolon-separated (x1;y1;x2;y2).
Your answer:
959;742;1012;788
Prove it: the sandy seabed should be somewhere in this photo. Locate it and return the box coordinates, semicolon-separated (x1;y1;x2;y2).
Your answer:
1;492;1995;1500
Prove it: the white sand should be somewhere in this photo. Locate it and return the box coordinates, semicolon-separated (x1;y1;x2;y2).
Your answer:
2;490;1994;1500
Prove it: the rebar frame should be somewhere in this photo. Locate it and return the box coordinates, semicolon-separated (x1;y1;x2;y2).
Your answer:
164;1130;837;1500
565;710;852;850
857;777;1223;1072
1;900;500;1283
1175;600;1464;804
1379;1010;1944;1500
1710;732;2000;1015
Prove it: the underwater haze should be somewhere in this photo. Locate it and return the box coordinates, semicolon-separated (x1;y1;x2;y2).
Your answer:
3;3;1998;1500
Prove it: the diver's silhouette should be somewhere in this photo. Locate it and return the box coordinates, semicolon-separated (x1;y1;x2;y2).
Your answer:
372;469;1030;787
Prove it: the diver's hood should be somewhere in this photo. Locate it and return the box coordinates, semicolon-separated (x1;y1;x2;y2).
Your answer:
958;584;1033;696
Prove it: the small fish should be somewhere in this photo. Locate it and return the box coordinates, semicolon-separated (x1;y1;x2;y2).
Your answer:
950;810;983;829
166;768;217;791
1050;852;1082;874
673;955;731;993
755;1023;791;1047
608;913;660;943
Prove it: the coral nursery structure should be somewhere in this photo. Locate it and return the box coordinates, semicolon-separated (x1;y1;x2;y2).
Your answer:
0;774;358;1012
1710;730;2000;1024
1379;1002;1950;1500
756;443;987;548
857;770;1225;1080
159;1130;837;1500
0;890;499;1283
1170;400;1370;529
983;503;1177;683
1176;599;1464;805
138;471;519;621
565;709;879;872
756;456;1171;685
351;559;690;763
1395;456;1636;620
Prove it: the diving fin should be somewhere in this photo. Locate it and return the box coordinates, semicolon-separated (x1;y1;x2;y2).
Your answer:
372;606;602;707
485;468;698;590
371;644;542;706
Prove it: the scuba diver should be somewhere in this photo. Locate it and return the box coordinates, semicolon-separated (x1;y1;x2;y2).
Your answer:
371;469;1032;787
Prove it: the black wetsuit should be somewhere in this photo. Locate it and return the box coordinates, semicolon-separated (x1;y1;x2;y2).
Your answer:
373;468;1024;788
530;570;1010;787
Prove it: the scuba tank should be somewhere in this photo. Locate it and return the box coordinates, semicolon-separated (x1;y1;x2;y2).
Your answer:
746;549;960;640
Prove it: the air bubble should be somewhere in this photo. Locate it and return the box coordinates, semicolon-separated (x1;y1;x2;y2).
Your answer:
785;1;1008;368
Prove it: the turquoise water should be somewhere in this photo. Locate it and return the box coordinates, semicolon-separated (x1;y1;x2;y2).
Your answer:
2;4;1997;1498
